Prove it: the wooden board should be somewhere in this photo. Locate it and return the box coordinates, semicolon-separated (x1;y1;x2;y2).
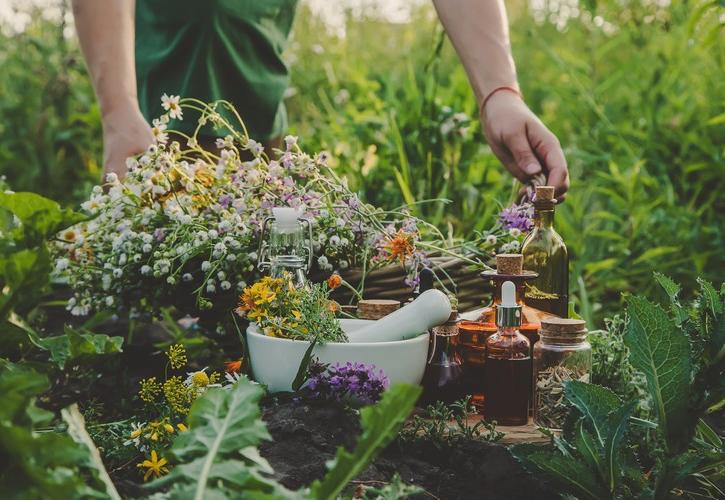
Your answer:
452;415;551;444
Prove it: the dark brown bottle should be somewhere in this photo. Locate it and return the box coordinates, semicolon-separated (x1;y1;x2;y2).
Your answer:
484;281;531;426
421;310;465;405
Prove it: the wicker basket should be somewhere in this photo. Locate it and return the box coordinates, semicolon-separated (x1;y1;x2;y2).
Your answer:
311;256;492;313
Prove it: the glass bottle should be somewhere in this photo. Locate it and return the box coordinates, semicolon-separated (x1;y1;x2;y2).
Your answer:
533;318;591;431
521;186;569;318
484;281;531;426
458;320;496;411
421;309;465;405
257;207;313;288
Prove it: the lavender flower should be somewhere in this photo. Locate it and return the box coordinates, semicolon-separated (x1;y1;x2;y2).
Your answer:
303;361;389;406
498;202;534;232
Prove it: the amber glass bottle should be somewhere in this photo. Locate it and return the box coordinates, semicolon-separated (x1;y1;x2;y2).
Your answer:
522;186;568;318
421;310;465;405
483;281;531;426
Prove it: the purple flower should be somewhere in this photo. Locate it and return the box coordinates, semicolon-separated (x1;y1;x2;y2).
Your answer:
218;194;232;209
153;228;166;242
498;202;534;232
302;361;389;406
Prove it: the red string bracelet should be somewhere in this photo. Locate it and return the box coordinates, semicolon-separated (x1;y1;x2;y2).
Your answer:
480;86;522;115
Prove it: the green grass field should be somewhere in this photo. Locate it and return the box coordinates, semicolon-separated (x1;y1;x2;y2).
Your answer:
0;0;722;323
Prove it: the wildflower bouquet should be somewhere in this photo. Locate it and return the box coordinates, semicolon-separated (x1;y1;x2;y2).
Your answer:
55;97;471;320
236;275;344;342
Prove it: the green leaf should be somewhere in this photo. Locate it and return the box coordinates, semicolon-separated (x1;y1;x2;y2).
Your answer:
149;378;294;499
0;362;106;499
512;445;609;500
308;384;421;500
697;277;723;317
61;404;121;500
292;336;319;391
40;326;124;370
0;247;51;319
625;295;693;453
631;246;679;266
0;191;85;247
654;273;688;325
603;401;636;494
573;421;603;480
564;381;621;446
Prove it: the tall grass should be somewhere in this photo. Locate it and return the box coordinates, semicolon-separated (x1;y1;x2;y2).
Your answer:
0;0;721;322
287;0;723;323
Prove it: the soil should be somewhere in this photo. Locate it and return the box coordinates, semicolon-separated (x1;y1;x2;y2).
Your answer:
260;395;559;500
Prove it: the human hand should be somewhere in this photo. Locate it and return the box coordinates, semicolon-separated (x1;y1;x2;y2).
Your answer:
481;90;569;201
101;105;154;180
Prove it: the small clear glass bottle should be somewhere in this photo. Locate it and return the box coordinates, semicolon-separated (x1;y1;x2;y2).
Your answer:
533;318;591;430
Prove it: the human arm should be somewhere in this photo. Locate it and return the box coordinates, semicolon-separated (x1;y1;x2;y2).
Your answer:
72;0;153;179
432;0;569;199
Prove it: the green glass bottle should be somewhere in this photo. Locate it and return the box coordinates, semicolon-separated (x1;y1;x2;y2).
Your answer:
521;186;568;318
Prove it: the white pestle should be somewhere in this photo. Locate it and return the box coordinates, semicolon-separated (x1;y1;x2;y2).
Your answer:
346;289;451;343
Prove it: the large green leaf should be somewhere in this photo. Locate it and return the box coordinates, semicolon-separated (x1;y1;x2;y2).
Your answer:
149;377;294;500
40;326;124;370
0;247;51;318
0;362;107;499
564;380;621;446
625;295;693;453
0;191;85;248
512;444;609;500
307;384;421;500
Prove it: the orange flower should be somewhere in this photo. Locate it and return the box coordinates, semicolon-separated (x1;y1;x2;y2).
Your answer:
327;300;340;313
385;230;415;263
327;273;342;290
225;360;242;374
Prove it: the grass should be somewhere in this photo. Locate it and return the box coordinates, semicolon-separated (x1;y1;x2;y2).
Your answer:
0;0;722;324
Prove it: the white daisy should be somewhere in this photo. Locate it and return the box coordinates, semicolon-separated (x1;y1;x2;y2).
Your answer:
161;94;183;120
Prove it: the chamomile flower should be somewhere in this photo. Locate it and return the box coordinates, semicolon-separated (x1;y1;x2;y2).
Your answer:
161;94;183;120
151;118;168;144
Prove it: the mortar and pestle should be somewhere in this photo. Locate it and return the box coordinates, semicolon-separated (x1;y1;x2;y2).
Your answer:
246;289;452;392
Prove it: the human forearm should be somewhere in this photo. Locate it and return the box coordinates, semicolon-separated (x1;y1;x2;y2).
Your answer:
432;0;518;104
72;0;152;179
72;0;138;117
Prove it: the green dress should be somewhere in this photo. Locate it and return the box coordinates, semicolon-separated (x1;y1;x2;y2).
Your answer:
135;0;298;141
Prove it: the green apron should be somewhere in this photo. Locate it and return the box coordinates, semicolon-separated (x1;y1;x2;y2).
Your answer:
135;0;298;141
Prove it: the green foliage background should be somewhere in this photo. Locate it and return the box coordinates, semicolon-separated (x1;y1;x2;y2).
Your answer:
0;0;722;324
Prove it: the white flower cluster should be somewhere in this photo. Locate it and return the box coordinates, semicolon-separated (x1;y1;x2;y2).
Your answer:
55;98;383;318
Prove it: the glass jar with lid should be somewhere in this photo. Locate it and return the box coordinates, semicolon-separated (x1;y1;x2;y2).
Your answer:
533;318;591;430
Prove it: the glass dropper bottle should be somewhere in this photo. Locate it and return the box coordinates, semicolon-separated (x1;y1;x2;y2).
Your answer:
483;280;531;426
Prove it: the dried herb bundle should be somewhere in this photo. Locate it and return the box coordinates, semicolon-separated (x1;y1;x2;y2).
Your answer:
534;364;589;429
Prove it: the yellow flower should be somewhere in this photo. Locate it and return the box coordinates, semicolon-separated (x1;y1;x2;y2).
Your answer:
166;344;188;370
177;423;188;432
138;377;162;404
130;428;143;439
191;371;210;387
164;423;175;434
291;310;302;320
137;450;169;482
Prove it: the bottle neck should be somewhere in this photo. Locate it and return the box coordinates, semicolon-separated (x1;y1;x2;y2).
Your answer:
499;326;520;336
535;208;555;229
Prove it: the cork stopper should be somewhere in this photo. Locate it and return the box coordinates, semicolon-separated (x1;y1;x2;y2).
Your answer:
357;299;401;320
496;254;523;275
535;186;555;201
541;317;587;335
